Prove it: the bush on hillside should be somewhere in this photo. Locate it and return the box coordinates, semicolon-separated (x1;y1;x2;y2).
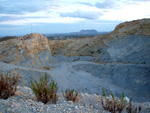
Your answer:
62;89;79;103
101;88;126;113
0;73;20;99
31;74;59;104
101;88;142;113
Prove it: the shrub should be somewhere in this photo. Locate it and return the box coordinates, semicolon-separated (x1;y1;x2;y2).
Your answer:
62;89;79;103
126;98;142;113
31;74;59;104
101;88;126;113
0;73;20;99
91;51;95;54
101;88;142;113
97;49;101;54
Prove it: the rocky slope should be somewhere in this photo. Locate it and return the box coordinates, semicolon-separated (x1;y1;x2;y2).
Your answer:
0;33;54;68
111;18;150;36
1;86;150;113
49;18;150;64
0;18;150;113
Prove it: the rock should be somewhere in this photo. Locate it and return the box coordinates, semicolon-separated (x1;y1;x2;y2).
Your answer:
74;106;78;109
124;96;130;103
0;33;54;68
67;101;73;104
111;18;150;36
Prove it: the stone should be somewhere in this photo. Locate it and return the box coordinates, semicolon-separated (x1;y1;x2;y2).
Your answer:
0;33;53;68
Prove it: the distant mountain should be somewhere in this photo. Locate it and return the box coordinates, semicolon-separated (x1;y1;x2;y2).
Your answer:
79;29;98;35
44;29;109;40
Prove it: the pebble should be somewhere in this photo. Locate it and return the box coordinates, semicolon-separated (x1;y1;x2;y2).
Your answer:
74;106;78;109
0;86;150;113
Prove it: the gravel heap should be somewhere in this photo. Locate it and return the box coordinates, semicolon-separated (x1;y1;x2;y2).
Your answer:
0;86;150;113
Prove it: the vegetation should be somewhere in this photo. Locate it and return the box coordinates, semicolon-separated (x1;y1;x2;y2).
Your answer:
91;51;95;54
101;88;126;113
101;88;142;113
62;89;79;103
0;73;20;99
126;98;142;113
97;49;102;54
31;74;59;104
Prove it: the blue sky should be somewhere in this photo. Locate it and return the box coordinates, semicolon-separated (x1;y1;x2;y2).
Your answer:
0;0;150;36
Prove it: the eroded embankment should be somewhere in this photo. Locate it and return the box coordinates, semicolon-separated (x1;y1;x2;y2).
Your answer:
73;62;150;102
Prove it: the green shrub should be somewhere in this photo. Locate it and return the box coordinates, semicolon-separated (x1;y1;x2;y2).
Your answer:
97;49;101;54
0;73;20;99
101;88;126;113
62;89;79;103
31;74;59;104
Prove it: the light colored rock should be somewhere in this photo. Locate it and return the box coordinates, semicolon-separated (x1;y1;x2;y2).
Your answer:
124;97;130;103
0;33;53;68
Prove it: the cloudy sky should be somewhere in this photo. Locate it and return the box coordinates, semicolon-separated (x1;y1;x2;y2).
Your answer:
0;0;150;36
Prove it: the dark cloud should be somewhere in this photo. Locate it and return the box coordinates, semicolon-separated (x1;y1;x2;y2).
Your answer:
95;0;115;9
76;2;94;6
0;0;55;14
60;10;103;20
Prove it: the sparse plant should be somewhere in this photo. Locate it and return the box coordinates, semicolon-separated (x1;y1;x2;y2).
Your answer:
91;51;95;54
101;88;126;113
97;49;101;54
139;105;142;112
126;98;141;113
31;74;59;104
102;87;106;97
101;89;142;113
0;73;20;99
62;89;79;103
126;98;133;113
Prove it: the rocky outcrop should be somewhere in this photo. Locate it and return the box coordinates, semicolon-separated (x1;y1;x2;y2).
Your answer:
0;33;53;68
111;18;150;36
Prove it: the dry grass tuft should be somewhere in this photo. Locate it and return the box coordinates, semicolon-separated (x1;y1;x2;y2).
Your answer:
62;89;79;103
0;73;20;99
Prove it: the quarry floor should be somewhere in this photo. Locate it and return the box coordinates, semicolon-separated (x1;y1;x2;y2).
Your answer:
0;58;150;103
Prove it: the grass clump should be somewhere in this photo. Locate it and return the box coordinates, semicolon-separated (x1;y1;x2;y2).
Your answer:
101;88;126;113
62;89;79;103
0;73;20;99
31;74;59;104
101;88;142;113
126;98;142;113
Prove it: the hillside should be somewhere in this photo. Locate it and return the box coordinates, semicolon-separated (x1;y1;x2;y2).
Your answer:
49;18;150;64
0;18;150;112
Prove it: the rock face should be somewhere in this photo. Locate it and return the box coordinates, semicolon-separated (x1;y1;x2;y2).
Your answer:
0;33;53;68
111;18;150;36
49;18;150;64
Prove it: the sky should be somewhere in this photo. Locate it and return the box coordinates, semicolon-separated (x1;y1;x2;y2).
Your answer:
0;0;150;36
